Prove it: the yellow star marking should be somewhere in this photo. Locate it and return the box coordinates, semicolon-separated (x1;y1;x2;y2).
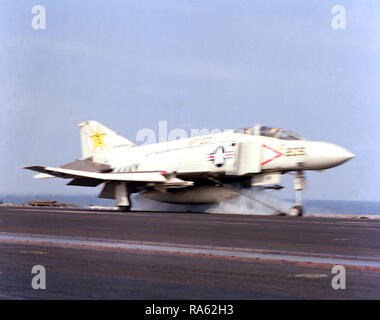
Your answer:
89;127;107;151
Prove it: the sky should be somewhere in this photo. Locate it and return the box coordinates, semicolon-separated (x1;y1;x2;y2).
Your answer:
0;0;379;201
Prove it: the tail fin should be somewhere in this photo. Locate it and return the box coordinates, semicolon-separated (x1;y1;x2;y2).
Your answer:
78;120;136;158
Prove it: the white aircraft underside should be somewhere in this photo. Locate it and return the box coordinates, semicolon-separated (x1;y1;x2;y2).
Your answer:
25;121;354;216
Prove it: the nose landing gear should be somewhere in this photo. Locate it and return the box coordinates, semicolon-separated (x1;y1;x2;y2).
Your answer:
289;172;306;216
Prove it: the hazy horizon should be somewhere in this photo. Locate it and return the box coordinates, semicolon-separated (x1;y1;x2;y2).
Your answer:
2;194;380;216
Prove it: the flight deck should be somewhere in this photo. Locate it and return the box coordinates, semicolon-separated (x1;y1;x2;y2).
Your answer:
0;206;379;299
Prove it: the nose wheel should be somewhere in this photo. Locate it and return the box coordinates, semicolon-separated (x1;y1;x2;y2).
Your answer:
289;172;306;217
289;205;303;216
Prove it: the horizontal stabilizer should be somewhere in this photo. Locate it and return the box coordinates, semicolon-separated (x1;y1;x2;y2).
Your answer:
33;173;56;179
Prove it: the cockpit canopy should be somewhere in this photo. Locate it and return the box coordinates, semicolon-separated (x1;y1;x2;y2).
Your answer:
236;124;304;140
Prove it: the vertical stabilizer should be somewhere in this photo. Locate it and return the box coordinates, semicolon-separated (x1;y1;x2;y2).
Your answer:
78;120;136;158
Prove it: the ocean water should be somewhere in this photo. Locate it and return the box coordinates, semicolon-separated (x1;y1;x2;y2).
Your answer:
303;200;380;216
1;194;379;216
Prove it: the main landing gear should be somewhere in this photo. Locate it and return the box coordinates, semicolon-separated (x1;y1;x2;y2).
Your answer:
115;182;131;212
289;171;306;216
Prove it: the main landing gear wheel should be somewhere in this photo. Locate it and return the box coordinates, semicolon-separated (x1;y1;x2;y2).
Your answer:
289;205;303;217
115;183;131;212
118;205;131;212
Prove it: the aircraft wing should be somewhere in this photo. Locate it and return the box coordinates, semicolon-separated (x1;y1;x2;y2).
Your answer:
24;166;168;183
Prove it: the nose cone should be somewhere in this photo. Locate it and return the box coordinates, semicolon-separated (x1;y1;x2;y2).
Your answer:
305;142;355;170
340;149;355;162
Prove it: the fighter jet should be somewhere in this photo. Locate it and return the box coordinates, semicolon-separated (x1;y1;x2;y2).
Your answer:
24;121;354;216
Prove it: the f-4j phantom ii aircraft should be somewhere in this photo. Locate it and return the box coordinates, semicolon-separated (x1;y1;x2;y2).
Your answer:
25;120;354;216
